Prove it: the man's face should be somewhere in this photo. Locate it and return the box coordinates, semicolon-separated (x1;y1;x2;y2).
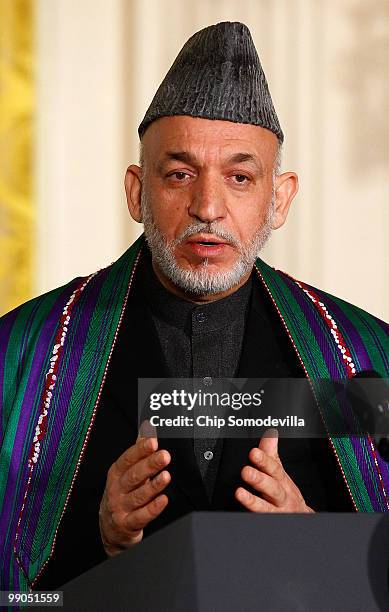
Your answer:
127;116;294;301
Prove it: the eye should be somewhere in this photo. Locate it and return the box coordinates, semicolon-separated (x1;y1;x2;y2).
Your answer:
168;171;190;180
233;174;250;183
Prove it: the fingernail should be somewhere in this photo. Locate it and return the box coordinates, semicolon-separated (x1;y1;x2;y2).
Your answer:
263;427;278;439
156;472;166;485
158;450;169;466
139;419;157;438
144;437;156;452
245;467;256;482
252;448;261;462
238;488;249;501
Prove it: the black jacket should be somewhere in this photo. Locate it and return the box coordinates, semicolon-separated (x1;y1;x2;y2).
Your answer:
36;270;352;589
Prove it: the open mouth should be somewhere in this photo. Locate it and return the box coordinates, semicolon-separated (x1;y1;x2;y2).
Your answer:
197;241;221;246
184;236;231;258
187;235;229;246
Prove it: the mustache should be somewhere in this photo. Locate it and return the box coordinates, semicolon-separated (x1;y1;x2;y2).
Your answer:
172;222;239;248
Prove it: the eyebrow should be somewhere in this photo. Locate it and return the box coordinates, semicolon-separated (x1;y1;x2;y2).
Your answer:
227;152;258;165
160;151;197;166
159;150;262;169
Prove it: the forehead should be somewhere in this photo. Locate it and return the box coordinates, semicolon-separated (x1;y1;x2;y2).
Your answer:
141;116;278;165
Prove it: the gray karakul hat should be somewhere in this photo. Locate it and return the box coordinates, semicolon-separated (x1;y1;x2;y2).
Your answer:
138;21;283;142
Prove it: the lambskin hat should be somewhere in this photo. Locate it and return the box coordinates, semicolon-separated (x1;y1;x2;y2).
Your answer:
138;21;283;142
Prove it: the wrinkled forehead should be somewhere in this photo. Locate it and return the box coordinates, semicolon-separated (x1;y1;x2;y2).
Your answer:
141;116;279;169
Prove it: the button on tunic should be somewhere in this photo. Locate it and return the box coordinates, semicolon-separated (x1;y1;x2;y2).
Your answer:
141;250;252;501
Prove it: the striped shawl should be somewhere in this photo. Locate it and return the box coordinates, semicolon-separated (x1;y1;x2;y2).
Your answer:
0;236;388;591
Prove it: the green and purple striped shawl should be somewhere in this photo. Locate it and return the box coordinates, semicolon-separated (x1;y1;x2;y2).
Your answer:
0;235;388;591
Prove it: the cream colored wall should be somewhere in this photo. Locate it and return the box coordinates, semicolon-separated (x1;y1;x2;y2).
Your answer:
36;0;388;319
36;0;130;292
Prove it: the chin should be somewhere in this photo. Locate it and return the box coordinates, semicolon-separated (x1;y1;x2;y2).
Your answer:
162;257;251;296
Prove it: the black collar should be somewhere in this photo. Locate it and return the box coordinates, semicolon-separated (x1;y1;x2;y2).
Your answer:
137;245;253;334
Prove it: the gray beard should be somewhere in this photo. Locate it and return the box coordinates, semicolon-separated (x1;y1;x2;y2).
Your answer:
140;190;275;296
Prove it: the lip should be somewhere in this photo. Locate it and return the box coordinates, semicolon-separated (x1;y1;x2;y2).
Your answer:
186;234;230;246
185;235;231;258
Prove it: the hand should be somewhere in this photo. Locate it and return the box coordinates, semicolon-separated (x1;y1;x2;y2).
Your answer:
99;434;171;556
235;429;314;513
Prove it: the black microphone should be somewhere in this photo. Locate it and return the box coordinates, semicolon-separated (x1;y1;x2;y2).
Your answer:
347;370;389;462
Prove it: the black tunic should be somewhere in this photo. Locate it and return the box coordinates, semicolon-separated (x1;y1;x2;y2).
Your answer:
36;249;353;589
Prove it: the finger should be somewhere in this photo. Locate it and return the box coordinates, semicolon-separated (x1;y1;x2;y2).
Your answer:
124;470;171;512
125;493;169;533
235;487;275;513
119;449;171;492
248;447;283;480
137;419;157;440
258;428;279;459
115;436;158;475
241;466;286;506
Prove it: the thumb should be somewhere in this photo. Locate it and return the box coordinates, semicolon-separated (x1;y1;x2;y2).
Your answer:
258;428;279;458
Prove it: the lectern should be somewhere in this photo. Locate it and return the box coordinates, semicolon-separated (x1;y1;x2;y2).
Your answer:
59;513;389;611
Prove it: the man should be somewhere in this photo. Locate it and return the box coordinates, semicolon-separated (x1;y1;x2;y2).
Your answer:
0;22;388;592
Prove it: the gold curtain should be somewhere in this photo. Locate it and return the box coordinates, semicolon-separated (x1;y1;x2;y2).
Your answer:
0;0;34;315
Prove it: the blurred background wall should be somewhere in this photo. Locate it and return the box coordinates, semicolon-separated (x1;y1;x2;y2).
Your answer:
0;0;34;315
1;0;388;318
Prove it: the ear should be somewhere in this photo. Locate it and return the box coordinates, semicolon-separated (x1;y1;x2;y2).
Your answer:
124;165;143;223
271;172;299;229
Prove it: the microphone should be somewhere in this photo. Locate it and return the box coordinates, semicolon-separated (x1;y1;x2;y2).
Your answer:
347;370;389;462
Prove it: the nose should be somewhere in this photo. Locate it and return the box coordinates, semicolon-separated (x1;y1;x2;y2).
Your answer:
187;173;227;223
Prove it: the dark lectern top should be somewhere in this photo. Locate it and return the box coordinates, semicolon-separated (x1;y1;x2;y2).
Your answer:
59;512;389;612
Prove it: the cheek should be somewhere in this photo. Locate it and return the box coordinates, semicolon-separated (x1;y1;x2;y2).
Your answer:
152;201;188;237
160;188;192;226
229;204;270;240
